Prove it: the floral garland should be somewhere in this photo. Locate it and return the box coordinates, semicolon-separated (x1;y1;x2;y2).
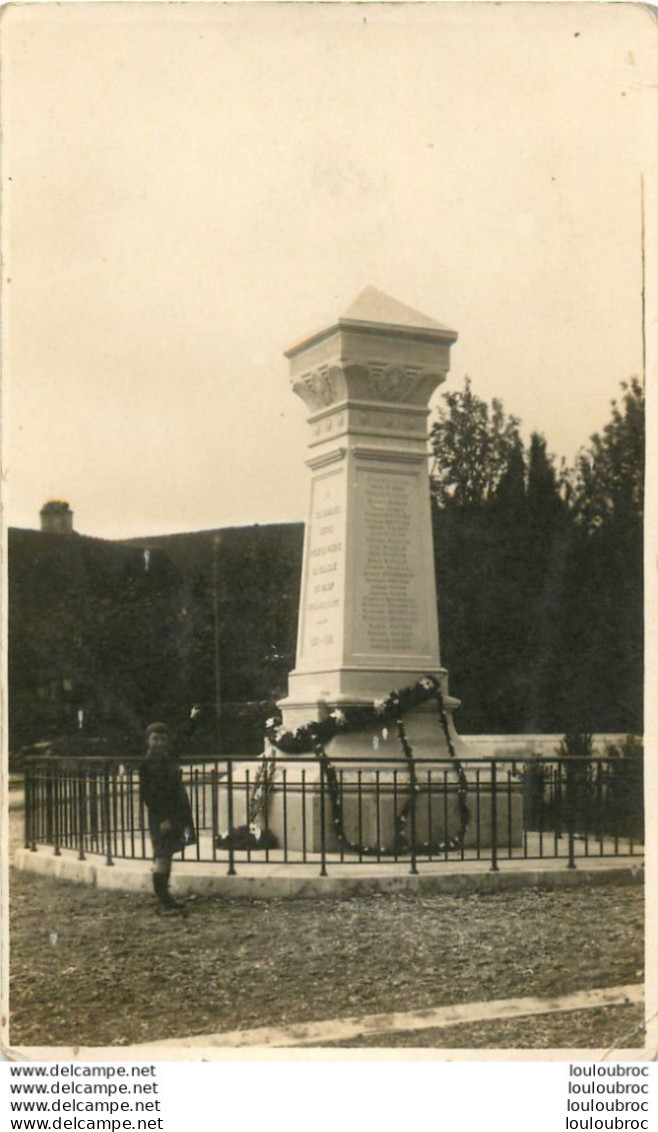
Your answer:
215;751;278;850
247;753;277;827
265;675;470;856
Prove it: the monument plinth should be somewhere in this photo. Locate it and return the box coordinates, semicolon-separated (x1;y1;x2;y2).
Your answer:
279;287;462;757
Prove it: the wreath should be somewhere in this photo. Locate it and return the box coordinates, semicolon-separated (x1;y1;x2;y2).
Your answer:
262;675;470;856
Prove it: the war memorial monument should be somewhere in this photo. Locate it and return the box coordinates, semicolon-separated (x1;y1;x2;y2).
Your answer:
227;287;521;855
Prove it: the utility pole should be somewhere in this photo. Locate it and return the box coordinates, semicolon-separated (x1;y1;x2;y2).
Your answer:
641;173;646;386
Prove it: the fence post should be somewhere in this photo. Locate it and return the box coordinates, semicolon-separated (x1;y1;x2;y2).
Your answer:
24;762;33;850
408;770;418;876
32;766;39;851
319;756;328;877
24;760;34;851
102;764;114;867
566;761;577;870
226;758;236;876
211;767;218;860
490;760;499;872
77;767;86;861
52;764;61;857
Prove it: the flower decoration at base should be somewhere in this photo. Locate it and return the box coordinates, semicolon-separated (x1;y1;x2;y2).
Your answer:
262;676;471;857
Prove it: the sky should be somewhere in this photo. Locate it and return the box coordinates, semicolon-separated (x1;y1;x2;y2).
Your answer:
2;2;656;540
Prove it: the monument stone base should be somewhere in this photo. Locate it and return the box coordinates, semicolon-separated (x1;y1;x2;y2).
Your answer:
219;716;523;856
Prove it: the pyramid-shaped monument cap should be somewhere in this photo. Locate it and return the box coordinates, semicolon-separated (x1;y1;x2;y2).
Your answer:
285;286;458;358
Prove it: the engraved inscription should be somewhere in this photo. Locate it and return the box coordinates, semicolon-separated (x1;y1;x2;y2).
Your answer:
300;475;344;657
357;472;422;653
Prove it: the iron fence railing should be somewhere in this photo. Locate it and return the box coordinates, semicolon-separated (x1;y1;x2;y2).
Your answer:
22;754;643;875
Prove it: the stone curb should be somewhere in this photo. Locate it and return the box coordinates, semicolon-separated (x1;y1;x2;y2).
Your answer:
14;846;644;899
10;984;645;1059
134;983;646;1049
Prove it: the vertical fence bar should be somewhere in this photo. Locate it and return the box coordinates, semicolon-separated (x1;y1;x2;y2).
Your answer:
68;770;74;849
77;767;86;861
475;768;481;860
52;766;61;857
459;768;466;862
226;758;236;876
628;760;635;853
554;764;562;859
180;766;188;861
338;768;345;863
506;769;513;858
199;765;207;831
264;761;272;864
211;767;218;862
567;776;577;871
36;767;42;847
110;767;119;859
278;769;286;864
138;778;147;861
282;768;288;863
31;767;37;848
192;768;201;861
127;766;136;860
534;765;543;860
102;764;114;867
375;772;381;862
88;773;97;854
522;763;529;859
596;762;604;856
393;769;399;862
65;771;72;849
427;768;433;860
45;764;53;845
301;767;307;863
319;758;328;877
42;766;48;847
61;771;69;850
357;769;363;862
245;769;252;863
490;761;499;872
583;762;592;858
30;767;36;848
443;769;449;860
409;765;418;876
24;762;33;851
118;768;126;859
612;765;620;858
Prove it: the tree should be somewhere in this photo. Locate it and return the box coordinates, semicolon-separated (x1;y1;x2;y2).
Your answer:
430;377;522;507
570;377;644;532
431;385;573;731
493;435;526;513
558;378;644;733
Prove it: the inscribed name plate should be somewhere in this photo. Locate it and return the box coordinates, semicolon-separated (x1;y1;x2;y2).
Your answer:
348;464;438;666
297;466;346;666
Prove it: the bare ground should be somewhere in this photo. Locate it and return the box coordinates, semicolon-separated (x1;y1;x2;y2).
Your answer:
8;863;644;1050
321;1006;645;1049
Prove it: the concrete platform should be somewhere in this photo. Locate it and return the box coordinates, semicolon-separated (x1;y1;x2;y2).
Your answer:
14;841;644;899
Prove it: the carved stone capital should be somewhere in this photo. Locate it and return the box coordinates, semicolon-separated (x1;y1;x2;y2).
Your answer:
292;358;447;416
292;364;346;412
367;361;447;404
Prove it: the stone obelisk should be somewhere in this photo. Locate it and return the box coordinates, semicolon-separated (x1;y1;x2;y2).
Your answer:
279;287;462;758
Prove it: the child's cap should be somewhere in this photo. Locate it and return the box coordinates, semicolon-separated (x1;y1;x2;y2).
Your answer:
145;721;170;740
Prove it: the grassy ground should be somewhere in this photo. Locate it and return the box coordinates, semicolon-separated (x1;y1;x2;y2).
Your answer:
8;863;644;1050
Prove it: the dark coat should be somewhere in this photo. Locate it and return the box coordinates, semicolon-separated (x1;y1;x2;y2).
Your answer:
139;720;197;857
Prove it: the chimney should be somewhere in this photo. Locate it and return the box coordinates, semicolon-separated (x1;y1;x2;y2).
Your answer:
40;500;74;535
